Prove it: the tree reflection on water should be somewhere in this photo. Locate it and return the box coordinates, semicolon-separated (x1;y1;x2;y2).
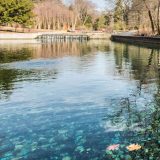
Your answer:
1;41;160;159
0;48;32;99
105;47;160;159
0;40;110;99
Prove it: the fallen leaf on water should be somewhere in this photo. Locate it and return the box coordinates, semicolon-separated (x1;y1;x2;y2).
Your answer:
126;144;142;151
106;144;120;151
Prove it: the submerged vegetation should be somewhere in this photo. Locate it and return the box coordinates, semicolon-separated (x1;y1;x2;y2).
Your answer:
103;46;160;159
0;0;160;160
0;41;160;159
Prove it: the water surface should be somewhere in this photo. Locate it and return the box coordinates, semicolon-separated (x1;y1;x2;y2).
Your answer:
0;40;160;160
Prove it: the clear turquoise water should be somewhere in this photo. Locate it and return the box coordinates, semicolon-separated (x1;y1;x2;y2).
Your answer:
0;40;160;160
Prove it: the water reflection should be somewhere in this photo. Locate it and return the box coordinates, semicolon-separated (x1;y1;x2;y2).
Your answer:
0;69;17;99
0;40;110;99
0;40;160;159
0;48;32;63
0;40;110;60
104;43;160;159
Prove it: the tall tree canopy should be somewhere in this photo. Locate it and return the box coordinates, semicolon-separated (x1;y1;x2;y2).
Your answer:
0;0;34;26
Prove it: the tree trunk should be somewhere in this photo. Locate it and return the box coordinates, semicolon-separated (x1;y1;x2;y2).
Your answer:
143;0;155;33
148;10;155;33
72;16;78;31
157;0;160;34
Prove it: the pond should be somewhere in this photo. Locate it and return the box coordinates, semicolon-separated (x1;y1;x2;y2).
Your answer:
0;40;160;160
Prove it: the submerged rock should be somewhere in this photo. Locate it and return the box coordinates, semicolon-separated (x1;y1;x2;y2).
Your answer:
58;130;68;134
75;146;85;153
15;145;23;151
0;143;15;153
31;142;38;151
62;156;71;160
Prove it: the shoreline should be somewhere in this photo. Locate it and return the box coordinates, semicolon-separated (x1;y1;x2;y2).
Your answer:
0;32;111;40
111;35;160;48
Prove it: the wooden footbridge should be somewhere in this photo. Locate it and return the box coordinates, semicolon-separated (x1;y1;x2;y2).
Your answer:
36;34;90;41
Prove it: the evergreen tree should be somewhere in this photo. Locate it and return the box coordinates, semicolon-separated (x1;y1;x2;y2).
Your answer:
113;0;124;30
0;0;34;27
84;15;93;29
98;14;106;29
93;18;99;30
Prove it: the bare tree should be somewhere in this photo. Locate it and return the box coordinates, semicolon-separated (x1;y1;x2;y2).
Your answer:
34;0;73;30
107;0;160;34
69;0;96;30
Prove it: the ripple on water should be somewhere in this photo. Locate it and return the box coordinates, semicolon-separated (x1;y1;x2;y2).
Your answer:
0;40;160;159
